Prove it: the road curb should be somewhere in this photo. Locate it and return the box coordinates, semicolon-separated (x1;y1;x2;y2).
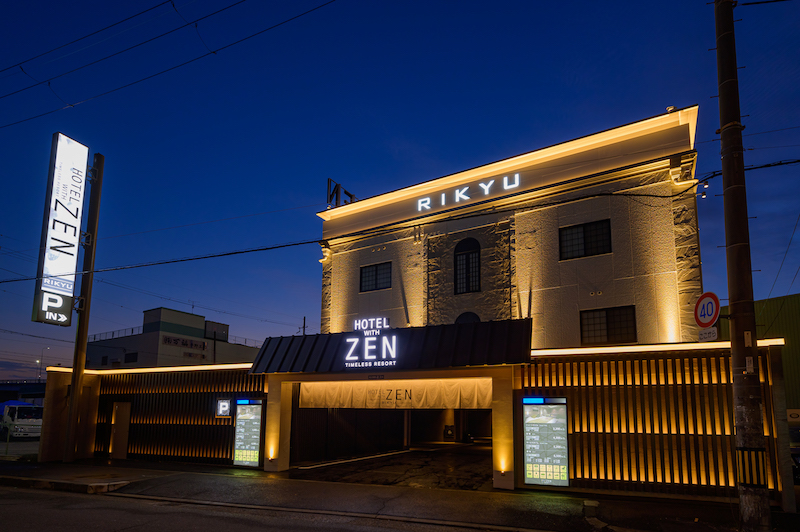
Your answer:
0;475;129;494
107;491;557;532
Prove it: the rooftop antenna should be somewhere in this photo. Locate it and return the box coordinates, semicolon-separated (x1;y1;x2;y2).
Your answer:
327;178;357;207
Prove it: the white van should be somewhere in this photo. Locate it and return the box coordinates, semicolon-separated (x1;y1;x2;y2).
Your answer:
1;403;43;439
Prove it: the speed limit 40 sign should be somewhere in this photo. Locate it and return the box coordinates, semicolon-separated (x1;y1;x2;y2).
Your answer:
695;292;721;329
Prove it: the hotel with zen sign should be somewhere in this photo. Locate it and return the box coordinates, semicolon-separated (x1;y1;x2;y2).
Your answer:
38;107;795;510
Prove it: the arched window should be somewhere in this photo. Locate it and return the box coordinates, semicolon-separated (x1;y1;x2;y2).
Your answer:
455;312;480;324
454;238;480;294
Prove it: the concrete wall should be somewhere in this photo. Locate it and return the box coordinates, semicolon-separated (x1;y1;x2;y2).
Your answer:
321;168;702;348
38;370;100;462
86;333;156;368
514;173;697;348
324;228;427;333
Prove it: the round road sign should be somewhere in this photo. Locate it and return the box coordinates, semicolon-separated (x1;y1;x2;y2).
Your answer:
694;292;721;329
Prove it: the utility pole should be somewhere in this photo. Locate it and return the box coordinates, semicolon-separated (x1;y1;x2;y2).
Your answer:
713;2;770;530
63;153;104;462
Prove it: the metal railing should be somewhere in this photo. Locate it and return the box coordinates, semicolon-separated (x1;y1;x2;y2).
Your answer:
227;335;261;348
88;326;143;342
87;327;260;348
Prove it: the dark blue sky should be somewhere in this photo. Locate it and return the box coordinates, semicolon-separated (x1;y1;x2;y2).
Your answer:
1;0;798;378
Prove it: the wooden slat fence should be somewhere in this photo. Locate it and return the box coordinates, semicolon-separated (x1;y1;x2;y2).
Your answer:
521;346;784;499
95;369;265;464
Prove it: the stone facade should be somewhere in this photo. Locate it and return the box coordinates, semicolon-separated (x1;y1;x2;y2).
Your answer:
319;108;704;348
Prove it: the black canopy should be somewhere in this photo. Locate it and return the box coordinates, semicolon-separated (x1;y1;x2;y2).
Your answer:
249;318;532;375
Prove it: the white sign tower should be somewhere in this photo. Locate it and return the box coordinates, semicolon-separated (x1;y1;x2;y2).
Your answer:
32;133;90;327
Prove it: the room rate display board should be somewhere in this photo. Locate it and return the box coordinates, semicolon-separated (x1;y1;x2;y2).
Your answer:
233;401;262;467
522;397;568;486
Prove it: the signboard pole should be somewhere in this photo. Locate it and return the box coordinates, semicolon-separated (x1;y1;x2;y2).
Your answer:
63;153;104;462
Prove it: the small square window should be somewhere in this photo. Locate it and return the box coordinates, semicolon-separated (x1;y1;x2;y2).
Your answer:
560;220;611;260
360;262;391;292
124;352;138;364
101;356;108;366
580;306;636;345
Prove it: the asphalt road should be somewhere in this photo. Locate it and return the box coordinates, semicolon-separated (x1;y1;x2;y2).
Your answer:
0;487;480;532
0;438;38;459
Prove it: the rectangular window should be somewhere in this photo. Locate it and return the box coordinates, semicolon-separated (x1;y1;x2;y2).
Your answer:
101;356;108;366
360;262;391;292
124;352;138;363
580;306;636;345
559;219;611;260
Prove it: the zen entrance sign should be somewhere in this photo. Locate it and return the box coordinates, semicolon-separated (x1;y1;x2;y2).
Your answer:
694;292;721;329
31;133;90;327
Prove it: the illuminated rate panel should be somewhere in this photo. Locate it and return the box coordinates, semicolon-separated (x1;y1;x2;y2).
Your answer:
522;397;568;487
233;400;262;467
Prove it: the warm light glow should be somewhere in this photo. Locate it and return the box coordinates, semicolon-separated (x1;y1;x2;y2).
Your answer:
531;338;784;357
268;447;275;460
46;363;253;375
318;106;698;221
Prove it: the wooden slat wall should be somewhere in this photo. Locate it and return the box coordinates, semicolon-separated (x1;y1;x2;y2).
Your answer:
94;369;266;464
522;348;782;499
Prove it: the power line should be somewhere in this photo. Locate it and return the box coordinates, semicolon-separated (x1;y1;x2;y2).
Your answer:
96;278;300;326
100;202;326;241
0;0;250;101
0;1;173;75
0;328;74;344
763;212;800;302
0;201;324;259
0;238;321;285
696;125;800;143
0;0;339;130
1;159;797;287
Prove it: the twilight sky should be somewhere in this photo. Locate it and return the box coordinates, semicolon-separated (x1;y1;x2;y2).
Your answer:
1;0;798;379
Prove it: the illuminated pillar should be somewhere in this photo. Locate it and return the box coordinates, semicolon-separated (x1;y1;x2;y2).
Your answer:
264;376;292;472
492;369;514;489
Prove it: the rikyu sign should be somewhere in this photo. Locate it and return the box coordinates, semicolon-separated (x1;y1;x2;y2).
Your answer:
344;316;398;368
32;133;90;327
416;173;521;212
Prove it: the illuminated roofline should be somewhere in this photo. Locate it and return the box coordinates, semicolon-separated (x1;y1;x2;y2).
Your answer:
46;363;253;375
531;338;785;357
318;106;698;221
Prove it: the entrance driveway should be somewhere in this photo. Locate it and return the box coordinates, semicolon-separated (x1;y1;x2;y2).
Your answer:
285;442;494;491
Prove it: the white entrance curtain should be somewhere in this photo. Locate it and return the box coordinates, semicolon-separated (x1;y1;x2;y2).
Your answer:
299;377;492;409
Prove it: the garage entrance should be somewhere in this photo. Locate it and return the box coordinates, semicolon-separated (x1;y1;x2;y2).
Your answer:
289;378;492;465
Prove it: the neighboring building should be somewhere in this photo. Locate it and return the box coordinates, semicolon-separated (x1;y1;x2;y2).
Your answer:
0;381;46;405
720;293;800;419
86;308;260;368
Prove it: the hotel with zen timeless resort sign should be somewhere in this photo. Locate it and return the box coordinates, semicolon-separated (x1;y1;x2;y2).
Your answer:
36;108;796;510
32;133;89;327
